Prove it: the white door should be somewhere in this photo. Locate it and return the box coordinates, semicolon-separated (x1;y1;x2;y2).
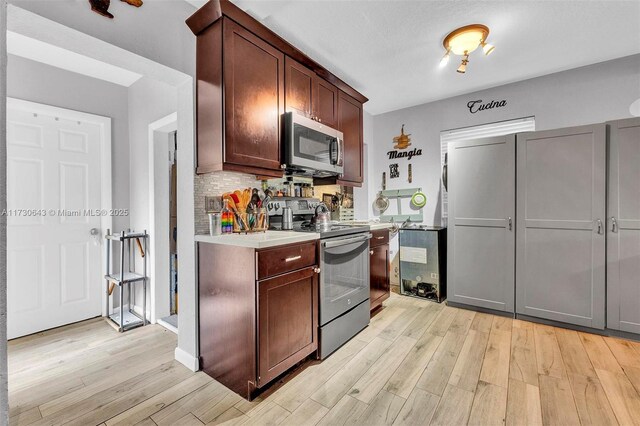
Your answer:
447;135;515;312
7;99;108;339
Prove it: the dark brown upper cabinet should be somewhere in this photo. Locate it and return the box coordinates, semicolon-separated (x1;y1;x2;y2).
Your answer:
187;0;367;178
285;56;338;128
337;90;364;185
193;18;284;177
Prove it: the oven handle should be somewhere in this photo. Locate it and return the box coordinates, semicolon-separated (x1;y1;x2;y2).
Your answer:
322;233;371;249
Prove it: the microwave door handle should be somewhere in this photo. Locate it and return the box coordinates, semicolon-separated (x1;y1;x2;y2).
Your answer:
336;136;344;167
329;138;338;165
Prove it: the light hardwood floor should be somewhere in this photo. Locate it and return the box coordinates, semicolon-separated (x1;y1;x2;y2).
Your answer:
9;293;640;425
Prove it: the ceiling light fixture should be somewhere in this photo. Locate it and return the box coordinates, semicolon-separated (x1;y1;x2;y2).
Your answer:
440;24;495;73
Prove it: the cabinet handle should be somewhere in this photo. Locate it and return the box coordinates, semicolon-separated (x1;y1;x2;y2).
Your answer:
376;236;384;240
508;217;512;231
370;250;374;255
313;267;321;273
611;217;617;233
285;255;302;262
596;219;603;235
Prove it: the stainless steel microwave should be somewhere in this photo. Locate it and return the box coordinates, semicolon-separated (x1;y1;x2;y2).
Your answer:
283;112;344;176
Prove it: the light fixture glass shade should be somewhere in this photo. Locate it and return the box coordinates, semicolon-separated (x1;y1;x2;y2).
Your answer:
457;62;466;73
439;52;450;67
482;42;495;55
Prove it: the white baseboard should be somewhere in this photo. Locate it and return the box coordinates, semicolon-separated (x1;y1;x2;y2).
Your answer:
175;346;199;372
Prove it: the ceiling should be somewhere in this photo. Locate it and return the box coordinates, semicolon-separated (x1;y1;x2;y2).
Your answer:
186;0;640;115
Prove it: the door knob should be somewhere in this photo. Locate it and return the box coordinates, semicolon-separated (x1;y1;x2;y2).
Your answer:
90;228;100;246
611;217;617;233
596;219;603;235
90;228;99;236
507;217;512;231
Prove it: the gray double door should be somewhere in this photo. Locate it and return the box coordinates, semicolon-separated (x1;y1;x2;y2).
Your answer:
607;118;640;333
447;135;515;312
516;124;607;329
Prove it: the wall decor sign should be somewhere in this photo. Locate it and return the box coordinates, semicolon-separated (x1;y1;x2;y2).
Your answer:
387;124;423;160
389;164;400;179
467;99;507;114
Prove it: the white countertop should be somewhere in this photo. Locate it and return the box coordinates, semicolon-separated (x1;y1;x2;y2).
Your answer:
195;231;320;249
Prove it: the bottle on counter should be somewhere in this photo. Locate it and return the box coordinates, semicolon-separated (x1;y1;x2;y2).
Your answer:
294;183;302;197
221;199;234;234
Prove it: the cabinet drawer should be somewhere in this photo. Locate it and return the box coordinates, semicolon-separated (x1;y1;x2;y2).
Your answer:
257;241;317;279
370;229;389;248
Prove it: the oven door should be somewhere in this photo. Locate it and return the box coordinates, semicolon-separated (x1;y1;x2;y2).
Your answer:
284;112;344;174
319;233;371;325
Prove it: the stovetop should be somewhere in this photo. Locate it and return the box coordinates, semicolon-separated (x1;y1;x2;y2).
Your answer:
293;222;370;239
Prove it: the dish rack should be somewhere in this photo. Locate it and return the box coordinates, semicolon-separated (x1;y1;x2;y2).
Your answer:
104;229;148;332
379;188;424;223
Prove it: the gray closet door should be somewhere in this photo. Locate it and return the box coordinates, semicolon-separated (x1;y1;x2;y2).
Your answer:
516;124;606;329
607;118;640;333
447;135;515;312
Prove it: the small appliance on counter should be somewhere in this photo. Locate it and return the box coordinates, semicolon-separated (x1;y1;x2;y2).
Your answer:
399;226;447;303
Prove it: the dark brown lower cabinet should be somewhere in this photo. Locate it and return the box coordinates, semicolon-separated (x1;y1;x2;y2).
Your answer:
258;267;318;387
198;241;319;399
370;229;390;312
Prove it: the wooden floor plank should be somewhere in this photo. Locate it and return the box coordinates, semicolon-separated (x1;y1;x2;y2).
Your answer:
425;306;458;337
534;324;567;379
468;381;508;426
391;388;438;426
480;329;512;388
348;335;416;403
316;395;368;426
414;331;466;396
447;309;476;335
505;379;542;426
429;385;474;426
509;326;538;386
279;399;329;426
581;333;625;374
448;329;490;392
400;303;442;340
555;328;597;378
384;332;442;398
310;337;392;408
596;368;640;426
538;375;581;426
354;390;405;426
606;337;640;368
568;373;619;426
470;312;494;334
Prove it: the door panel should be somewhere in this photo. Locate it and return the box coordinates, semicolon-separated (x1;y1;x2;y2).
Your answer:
314;79;338;128
7;103;103;339
370;243;389;311
284;56;313;116
337;91;363;184
223;20;284;171
607;117;640;333
258;267;318;387
516;125;606;329
447;135;515;312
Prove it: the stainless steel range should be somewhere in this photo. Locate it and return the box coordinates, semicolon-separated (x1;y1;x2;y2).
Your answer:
269;197;371;358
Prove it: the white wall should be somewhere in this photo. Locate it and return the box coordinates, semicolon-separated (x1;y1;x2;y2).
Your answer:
369;54;640;226
127;77;177;318
7;54;131;232
8;0;196;76
1;0;9;422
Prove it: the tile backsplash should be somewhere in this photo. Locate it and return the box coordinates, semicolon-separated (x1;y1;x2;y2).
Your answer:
194;171;259;234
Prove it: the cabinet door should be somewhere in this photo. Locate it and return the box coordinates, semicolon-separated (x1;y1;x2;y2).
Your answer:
223;20;284;171
516;125;606;329
607;118;640;333
314;79;338;128
284;56;313;117
258;267;318;387
370;244;390;311
337;90;364;184
447;135;515;312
